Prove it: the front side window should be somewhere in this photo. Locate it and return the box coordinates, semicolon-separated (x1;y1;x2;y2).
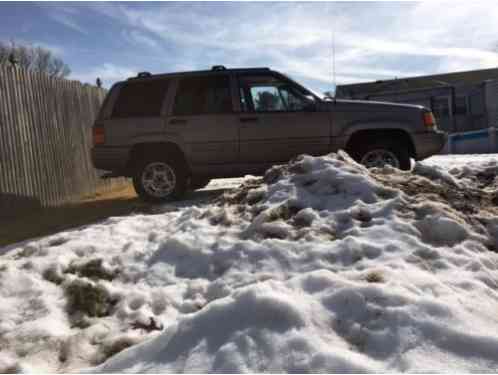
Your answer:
173;75;232;116
251;86;285;111
280;88;311;111
239;75;311;112
112;79;169;118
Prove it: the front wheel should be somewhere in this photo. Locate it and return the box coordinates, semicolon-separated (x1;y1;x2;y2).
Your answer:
352;141;411;170
132;156;187;202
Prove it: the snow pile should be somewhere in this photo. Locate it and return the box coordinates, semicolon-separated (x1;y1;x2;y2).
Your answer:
3;152;498;372
424;154;498;191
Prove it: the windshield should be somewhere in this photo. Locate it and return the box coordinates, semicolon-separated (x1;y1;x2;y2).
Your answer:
304;87;324;100
277;73;323;101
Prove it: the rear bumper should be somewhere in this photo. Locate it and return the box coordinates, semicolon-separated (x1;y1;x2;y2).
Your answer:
413;131;447;160
91;146;130;173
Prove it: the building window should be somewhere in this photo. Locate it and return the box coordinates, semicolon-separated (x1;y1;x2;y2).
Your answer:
454;96;467;115
469;93;484;115
432;97;450;118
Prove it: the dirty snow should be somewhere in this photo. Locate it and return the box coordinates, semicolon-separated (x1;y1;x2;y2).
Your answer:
2;152;498;372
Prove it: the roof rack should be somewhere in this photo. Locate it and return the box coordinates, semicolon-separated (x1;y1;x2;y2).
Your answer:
126;66;272;81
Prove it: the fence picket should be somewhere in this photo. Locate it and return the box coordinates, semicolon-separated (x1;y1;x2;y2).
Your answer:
18;69;42;206
0;66;11;195
4;67;25;199
27;70;49;205
40;72;63;205
5;66;20;196
36;70;57;206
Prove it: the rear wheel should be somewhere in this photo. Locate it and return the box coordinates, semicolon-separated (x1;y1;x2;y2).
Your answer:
132;155;188;202
352;140;411;170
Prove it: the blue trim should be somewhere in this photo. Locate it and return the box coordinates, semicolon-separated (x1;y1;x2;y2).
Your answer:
452;131;489;142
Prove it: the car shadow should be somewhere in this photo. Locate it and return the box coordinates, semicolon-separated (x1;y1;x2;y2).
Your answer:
0;183;239;249
139;188;227;214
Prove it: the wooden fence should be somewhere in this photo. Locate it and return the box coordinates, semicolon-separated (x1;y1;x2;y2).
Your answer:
0;64;128;216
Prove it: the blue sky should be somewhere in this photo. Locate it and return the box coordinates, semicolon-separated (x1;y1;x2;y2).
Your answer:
2;1;498;93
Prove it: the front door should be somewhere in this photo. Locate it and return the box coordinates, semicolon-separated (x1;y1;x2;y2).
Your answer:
237;73;331;166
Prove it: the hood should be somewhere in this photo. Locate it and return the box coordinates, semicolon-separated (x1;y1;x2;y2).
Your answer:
322;98;427;113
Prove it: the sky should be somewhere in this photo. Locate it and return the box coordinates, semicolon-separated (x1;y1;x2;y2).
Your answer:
1;1;498;93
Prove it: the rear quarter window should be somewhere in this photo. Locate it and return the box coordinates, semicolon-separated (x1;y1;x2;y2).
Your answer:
112;79;170;118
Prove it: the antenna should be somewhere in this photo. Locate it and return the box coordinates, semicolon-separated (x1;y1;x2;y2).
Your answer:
332;25;336;92
330;3;337;95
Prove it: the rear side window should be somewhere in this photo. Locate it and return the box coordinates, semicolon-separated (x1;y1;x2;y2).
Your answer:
173;75;232;116
112;79;170;118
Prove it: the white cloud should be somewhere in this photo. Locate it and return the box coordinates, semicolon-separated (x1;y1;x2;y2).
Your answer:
84;2;498;92
46;6;88;35
122;29;159;49
70;63;137;87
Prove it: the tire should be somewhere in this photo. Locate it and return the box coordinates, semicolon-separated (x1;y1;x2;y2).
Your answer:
351;140;411;170
132;154;188;202
190;177;211;191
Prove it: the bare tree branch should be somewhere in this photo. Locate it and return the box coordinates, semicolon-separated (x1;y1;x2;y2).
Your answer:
0;40;71;78
0;41;10;65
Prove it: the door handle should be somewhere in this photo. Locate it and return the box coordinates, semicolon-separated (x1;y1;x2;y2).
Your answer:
239;117;258;123
169;118;187;125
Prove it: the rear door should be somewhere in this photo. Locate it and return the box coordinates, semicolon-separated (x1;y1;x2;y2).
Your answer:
168;74;239;165
237;73;331;165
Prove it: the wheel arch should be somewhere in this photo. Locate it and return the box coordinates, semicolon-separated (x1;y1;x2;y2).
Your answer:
345;128;416;158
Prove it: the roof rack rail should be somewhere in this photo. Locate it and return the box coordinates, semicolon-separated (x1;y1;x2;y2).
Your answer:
211;65;226;71
137;71;152;78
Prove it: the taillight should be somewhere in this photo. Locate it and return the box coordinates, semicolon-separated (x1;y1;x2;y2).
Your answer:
93;124;105;145
423;111;437;130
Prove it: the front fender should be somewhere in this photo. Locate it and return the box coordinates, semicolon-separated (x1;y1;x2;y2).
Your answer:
339;121;415;137
331;122;415;153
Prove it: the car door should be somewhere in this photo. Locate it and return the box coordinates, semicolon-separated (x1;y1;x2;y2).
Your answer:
167;74;239;165
237;73;331;165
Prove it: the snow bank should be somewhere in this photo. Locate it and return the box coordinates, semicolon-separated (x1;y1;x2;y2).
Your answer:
3;151;498;372
424;154;498;191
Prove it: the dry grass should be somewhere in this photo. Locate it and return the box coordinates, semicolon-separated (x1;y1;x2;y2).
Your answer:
0;184;146;248
366;270;384;283
64;278;115;318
